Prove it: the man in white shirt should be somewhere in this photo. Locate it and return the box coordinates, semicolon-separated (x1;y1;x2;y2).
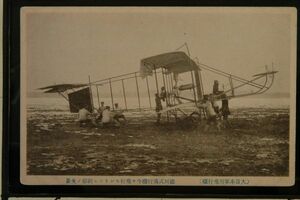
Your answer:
101;106;111;124
201;95;221;132
101;106;120;127
78;105;91;127
210;94;219;114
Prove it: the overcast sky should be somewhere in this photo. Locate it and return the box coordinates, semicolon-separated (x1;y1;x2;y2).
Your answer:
22;7;296;95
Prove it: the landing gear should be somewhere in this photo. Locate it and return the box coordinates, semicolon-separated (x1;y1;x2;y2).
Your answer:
189;111;202;123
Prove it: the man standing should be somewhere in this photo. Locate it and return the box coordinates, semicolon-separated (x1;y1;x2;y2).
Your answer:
213;80;220;95
160;86;167;102
210;94;219;114
202;96;221;132
221;94;231;128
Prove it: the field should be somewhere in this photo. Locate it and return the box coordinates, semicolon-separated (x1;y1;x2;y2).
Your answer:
27;106;289;176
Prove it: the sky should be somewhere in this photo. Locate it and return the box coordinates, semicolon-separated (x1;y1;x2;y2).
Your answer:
22;7;296;95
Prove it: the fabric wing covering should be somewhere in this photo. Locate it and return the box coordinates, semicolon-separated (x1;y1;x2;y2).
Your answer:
39;84;88;93
68;87;93;113
140;51;198;78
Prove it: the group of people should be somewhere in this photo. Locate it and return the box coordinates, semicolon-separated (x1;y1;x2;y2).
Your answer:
202;80;231;131
77;80;229;129
78;102;126;127
154;80;231;129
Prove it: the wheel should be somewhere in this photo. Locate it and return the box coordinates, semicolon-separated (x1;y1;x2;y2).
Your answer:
189;111;201;123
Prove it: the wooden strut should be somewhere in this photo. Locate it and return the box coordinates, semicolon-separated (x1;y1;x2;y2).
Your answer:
154;66;159;94
146;76;152;108
199;69;205;96
194;69;203;100
170;73;174;86
176;107;188;117
161;68;167;103
167;73;177;117
135;72;141;110
161;68;169;121
92;70;162;86
88;75;94;110
164;69;169;96
198;62;265;89
197;69;205;118
219;74;270;99
233;73;271;97
90;71;137;84
194;58;205;97
184;43;198;104
58;91;79;111
175;95;195;102
58;91;69;102
190;70;197;103
170;73;175;105
90;70;164;111
229;75;235;96
228;77;268;99
256;74;271;94
109;78;114;110
96;85;100;109
121;79;128;110
164;70;171;105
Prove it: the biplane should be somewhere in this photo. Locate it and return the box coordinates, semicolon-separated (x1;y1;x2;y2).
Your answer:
39;43;278;123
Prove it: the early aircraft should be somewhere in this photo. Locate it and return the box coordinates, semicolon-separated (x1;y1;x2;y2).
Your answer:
39;43;278;123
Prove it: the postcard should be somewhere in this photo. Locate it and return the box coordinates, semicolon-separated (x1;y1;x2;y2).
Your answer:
20;7;296;186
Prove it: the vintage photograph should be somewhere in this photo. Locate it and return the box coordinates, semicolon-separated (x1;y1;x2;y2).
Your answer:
20;7;296;186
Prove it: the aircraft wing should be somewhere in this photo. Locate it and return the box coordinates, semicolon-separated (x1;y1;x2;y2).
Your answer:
39;83;88;93
140;51;198;77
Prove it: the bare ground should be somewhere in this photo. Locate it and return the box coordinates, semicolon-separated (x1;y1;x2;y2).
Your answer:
27;107;289;176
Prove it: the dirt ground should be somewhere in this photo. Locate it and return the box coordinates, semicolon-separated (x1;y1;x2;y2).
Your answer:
27;107;289;176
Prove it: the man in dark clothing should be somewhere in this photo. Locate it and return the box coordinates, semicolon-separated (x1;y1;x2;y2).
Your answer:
160;86;167;102
213;80;219;95
221;94;231;127
213;80;225;95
